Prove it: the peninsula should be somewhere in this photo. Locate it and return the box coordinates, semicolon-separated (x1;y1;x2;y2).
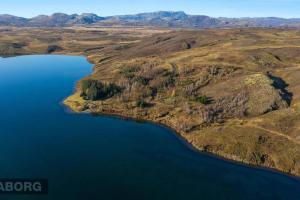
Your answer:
1;13;300;177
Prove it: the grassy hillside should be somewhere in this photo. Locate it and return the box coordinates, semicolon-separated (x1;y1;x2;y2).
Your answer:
2;27;300;176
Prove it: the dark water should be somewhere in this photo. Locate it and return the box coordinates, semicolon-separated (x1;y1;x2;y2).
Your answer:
0;55;300;200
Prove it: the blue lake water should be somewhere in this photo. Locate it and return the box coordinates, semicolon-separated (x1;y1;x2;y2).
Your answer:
0;55;300;200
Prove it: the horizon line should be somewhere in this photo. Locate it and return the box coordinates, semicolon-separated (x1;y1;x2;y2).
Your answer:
1;11;300;20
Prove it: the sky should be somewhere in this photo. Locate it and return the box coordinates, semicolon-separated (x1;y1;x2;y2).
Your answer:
1;0;300;18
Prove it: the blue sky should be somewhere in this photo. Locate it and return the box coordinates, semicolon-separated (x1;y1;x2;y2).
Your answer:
1;0;300;18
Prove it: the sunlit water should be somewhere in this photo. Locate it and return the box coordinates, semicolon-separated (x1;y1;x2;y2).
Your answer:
0;55;300;200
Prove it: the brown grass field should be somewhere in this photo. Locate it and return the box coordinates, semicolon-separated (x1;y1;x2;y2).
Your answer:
2;27;300;176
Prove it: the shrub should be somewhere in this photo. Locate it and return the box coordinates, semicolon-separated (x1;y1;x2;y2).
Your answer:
121;65;141;79
136;99;148;108
80;79;121;100
47;45;63;53
196;95;209;105
133;76;149;85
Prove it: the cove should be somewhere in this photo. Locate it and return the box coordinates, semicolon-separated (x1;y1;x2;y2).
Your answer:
0;55;300;200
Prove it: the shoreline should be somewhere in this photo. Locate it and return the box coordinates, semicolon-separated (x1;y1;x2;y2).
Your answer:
5;52;300;181
63;95;300;181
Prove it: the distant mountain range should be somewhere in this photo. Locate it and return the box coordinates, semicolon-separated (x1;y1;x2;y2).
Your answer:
1;11;300;28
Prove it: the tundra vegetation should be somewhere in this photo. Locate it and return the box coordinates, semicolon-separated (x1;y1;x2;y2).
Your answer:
2;27;300;176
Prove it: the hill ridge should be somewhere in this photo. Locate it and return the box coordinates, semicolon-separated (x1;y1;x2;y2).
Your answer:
1;11;300;28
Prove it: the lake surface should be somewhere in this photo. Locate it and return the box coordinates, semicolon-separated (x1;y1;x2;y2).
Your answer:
0;55;300;200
